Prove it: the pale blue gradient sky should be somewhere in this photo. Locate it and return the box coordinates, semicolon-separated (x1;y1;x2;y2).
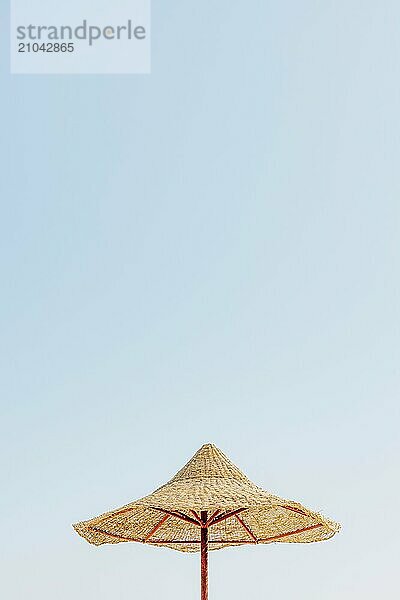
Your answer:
1;1;399;599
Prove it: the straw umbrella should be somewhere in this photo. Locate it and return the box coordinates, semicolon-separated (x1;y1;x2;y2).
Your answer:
73;443;340;599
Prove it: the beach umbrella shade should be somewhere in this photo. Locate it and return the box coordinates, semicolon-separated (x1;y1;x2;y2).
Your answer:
73;443;340;599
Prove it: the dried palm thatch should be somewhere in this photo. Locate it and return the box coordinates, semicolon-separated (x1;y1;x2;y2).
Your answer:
73;443;340;553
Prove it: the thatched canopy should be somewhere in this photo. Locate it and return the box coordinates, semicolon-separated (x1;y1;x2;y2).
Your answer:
73;443;340;553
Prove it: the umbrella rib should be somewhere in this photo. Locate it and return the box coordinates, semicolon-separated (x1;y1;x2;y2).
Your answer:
209;508;247;526
279;505;308;516
175;510;201;525
144;514;170;541
235;514;258;543
89;526;141;543
205;510;221;527
149;539;252;544
259;523;323;543
94;506;135;523
151;507;201;527
190;510;203;525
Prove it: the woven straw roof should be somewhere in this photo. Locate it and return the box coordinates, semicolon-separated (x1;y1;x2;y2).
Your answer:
73;443;340;553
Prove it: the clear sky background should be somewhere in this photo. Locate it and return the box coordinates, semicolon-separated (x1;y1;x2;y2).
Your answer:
1;1;399;598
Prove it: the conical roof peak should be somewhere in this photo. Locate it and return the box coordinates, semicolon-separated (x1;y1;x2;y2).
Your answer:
169;443;251;483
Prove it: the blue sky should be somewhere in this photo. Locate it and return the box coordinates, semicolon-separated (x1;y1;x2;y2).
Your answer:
1;1;399;598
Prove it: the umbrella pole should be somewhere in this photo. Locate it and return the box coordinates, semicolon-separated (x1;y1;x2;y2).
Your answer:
201;511;208;600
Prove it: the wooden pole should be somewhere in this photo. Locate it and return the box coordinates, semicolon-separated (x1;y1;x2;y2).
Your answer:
201;511;208;600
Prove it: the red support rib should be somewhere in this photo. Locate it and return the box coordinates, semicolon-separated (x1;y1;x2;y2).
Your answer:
149;539;252;544
190;510;203;525
89;526;140;543
280;505;308;516
144;514;170;541
259;523;323;543
205;510;220;527
235;514;258;543
95;506;135;522
151;507;201;527
208;508;247;526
